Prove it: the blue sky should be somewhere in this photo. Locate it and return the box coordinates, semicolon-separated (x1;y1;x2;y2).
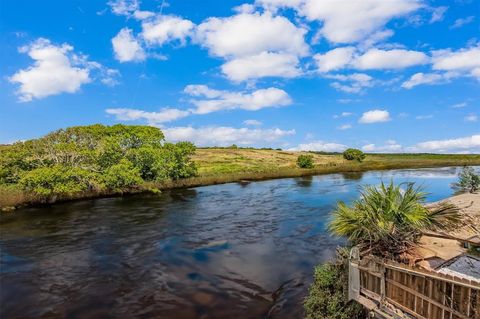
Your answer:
1;0;479;153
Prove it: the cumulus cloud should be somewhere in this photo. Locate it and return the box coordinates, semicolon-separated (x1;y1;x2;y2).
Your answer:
359;109;391;123
431;46;480;79
106;107;190;124
314;47;356;72
407;135;480;153
353;48;428;69
141;15;194;46
289;140;347;152
108;0;139;16
163;126;295;146
184;85;292;114
362;140;402;152
259;0;422;44
315;47;427;73
9;38;117;102
112;28;146;62
401;72;448;89
221;52;301;81
194;11;309;81
195;12;308;58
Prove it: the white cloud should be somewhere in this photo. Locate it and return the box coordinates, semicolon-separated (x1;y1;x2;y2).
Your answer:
163;126;295;146
362;140;402;152
415;114;434;120
431;46;480;79
337;124;352;130
429;6;448;23
106;107;190;124
184;85;292;114
9;38;96;102
314;47;427;73
195;12;309;58
333;112;353;118
328;73;374;93
221;52;301;81
353;48;428;70
465;114;478;122
407;135;480;153
112;28;146;62
299;0;422;44
450;16;475;29
452;102;467;108
141;15;194;46
243;119;263;126
289;140;347;152
314;47;356;72
255;0;303;12
359;109;391;123
401;72;457;89
108;0;138;16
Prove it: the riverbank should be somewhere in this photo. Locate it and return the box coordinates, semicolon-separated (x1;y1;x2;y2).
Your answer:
2;149;480;210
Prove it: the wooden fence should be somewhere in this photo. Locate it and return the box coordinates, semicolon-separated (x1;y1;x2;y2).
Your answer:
349;254;480;319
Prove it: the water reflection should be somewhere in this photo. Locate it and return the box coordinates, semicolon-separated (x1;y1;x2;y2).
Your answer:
0;166;469;318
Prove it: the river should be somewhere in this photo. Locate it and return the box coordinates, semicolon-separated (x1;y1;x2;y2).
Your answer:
0;167;467;318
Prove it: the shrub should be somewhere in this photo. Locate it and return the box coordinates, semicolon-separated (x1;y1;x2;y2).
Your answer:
19;165;99;197
342;148;366;162
304;248;363;319
153;142;198;180
103;159;143;190
297;154;314;168
455;166;480;193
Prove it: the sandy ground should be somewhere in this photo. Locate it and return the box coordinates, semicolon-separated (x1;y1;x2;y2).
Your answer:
414;192;480;269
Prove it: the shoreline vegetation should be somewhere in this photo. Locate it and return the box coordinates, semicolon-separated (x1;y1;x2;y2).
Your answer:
2;125;480;211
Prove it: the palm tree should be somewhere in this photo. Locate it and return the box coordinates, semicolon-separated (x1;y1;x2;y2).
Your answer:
329;181;461;258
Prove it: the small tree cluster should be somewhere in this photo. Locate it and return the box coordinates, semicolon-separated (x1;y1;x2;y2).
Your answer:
0;124;197;198
455;166;480;193
297;154;314;168
342;148;366;162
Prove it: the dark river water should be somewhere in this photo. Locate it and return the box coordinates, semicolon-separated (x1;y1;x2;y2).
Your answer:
0;167;466;319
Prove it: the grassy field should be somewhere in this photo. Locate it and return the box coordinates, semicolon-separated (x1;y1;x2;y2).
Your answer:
2;148;480;210
193;148;480;177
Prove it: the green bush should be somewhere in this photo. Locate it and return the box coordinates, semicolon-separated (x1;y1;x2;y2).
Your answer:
304;249;363;319
297;154;314;168
0;124;198;200
455;166;480;193
19;166;100;197
342;148;366;162
153;142;198;180
103;159;143;190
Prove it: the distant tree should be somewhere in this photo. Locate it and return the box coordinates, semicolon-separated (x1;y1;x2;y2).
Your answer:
455;166;480;193
297;154;314;168
342;148;366;162
228;144;238;149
